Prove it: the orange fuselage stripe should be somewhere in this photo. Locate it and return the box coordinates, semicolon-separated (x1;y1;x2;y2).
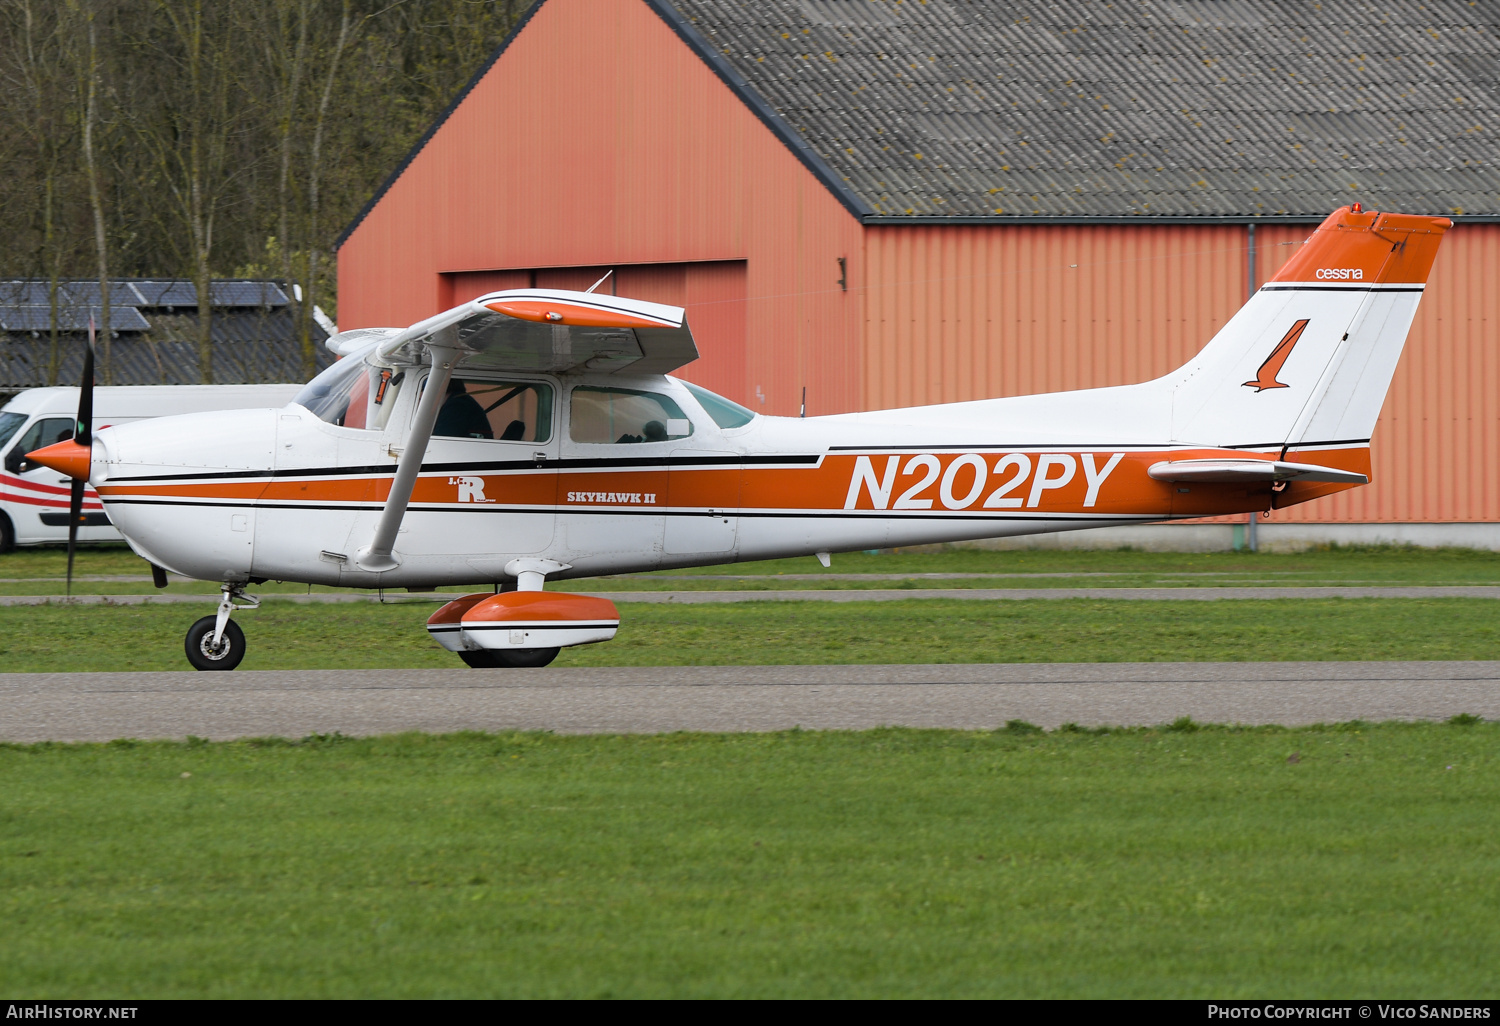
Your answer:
95;446;1370;518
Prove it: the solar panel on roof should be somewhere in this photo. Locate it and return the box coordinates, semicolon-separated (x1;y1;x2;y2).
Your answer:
0;281;150;306
210;281;288;307
130;280;199;306
61;281;147;307
0;282;62;305
0;306;150;333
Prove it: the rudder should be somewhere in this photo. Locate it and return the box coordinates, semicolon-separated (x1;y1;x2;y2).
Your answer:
1166;206;1451;456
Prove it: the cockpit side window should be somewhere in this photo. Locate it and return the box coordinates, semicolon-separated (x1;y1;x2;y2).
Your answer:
569;387;693;444
433;379;553;443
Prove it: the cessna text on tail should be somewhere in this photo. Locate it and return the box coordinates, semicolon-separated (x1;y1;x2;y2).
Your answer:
29;206;1453;669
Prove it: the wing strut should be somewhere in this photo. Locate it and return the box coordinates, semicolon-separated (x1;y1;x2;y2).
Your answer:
356;332;460;573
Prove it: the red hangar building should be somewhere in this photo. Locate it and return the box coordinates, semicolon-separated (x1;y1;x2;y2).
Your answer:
337;0;1500;547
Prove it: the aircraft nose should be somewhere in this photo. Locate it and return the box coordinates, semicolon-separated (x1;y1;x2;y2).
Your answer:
27;439;93;481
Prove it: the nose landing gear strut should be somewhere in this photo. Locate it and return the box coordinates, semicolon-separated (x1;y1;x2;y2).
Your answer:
184;583;259;671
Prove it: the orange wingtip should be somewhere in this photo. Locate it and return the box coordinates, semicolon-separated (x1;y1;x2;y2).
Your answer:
484;299;676;329
27;438;91;480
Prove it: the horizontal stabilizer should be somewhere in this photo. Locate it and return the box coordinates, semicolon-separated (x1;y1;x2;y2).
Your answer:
1147;459;1368;485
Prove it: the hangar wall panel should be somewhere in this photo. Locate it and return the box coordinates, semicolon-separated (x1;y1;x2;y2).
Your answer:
864;222;1500;523
338;0;862;417
861;224;1245;409
1268;223;1500;524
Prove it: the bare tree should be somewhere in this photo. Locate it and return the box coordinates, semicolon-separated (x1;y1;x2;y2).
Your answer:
72;0;111;382
0;0;527;385
2;0;79;384
297;0;358;374
266;0;310;292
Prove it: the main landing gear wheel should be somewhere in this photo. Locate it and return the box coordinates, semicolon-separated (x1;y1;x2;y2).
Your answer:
185;615;247;671
460;647;560;669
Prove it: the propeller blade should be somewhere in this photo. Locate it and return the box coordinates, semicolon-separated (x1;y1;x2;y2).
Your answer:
77;321;95;442
68;322;97;596
66;479;83;596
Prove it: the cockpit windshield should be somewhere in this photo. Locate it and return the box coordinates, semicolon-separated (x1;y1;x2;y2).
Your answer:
681;380;756;429
292;349;404;430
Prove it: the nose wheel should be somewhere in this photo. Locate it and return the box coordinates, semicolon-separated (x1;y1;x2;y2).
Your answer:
184;583;258;671
185;616;247;670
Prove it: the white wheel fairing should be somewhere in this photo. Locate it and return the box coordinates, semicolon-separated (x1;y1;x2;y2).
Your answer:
426;620;618;652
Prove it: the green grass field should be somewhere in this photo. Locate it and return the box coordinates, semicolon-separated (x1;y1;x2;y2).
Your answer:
6;543;1500;595
5;546;1497;997
2;724;1497;998
2;596;1499;671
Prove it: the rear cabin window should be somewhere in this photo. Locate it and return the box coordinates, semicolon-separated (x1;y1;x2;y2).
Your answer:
569;387;693;444
433;379;553;443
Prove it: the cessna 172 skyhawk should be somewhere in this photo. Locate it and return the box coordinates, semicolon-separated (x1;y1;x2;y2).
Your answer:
29;205;1451;670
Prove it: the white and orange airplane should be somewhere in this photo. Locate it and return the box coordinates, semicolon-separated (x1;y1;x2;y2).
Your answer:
29;205;1451;669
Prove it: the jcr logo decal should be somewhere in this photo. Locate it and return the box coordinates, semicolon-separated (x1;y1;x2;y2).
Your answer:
449;476;494;503
843;453;1125;511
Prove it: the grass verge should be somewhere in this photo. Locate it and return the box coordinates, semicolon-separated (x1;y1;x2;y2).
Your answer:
1;723;1496;997
8;543;1500;596
2;597;1498;672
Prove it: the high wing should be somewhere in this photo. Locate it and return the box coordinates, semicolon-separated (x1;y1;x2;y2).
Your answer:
324;289;697;375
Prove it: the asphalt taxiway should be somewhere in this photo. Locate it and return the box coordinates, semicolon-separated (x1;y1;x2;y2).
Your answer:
2;661;1497;742
5;585;1500;605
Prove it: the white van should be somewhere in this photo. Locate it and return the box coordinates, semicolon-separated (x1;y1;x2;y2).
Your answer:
0;384;302;550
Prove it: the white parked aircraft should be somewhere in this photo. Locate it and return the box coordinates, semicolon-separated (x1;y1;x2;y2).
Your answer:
30;206;1451;669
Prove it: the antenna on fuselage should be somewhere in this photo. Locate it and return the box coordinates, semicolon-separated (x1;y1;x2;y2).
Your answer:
584;270;613;294
800;386;806;418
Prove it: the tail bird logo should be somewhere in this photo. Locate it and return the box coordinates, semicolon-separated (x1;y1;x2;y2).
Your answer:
1243;319;1311;392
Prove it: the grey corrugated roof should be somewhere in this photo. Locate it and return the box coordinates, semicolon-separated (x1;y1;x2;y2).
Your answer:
659;0;1500;219
0;279;330;389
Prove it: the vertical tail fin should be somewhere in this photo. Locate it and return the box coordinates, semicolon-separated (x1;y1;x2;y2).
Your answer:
1167;206;1451;452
